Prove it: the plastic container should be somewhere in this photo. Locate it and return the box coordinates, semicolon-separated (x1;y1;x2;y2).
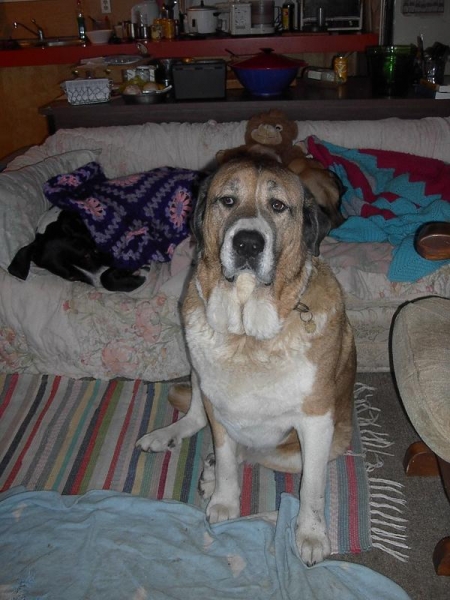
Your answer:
62;78;112;105
366;45;416;98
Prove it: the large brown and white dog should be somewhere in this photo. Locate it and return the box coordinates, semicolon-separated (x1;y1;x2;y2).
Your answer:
137;154;356;565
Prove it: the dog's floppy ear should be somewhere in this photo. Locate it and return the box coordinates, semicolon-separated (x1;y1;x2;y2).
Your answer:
302;191;331;257
191;173;214;253
7;242;37;280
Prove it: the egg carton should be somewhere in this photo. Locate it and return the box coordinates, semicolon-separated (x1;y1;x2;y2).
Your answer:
61;78;112;106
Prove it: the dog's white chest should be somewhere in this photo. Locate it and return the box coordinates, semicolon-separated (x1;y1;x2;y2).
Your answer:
186;297;316;448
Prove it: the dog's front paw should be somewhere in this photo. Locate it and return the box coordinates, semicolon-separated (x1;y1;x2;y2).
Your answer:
206;498;240;523
295;527;331;566
136;428;180;452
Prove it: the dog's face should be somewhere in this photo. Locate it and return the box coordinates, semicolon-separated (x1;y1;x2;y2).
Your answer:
193;155;330;287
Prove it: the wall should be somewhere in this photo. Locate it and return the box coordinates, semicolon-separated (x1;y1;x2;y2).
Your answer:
0;64;74;157
393;0;450;47
393;0;449;77
0;0;148;160
0;0;141;40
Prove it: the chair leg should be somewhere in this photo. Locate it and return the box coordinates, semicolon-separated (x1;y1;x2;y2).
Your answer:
433;537;450;576
403;441;440;476
404;443;450;576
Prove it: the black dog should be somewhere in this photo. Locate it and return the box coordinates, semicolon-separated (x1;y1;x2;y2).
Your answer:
8;209;146;292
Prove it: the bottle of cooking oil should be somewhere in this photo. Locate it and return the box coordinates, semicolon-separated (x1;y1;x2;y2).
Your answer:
281;0;295;31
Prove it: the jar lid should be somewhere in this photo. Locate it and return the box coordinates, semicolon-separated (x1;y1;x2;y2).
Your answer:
233;48;303;70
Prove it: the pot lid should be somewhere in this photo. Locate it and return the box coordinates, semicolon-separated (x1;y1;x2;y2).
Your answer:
188;0;217;10
232;48;303;70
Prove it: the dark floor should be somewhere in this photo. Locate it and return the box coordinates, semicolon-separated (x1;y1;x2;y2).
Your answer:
333;372;450;600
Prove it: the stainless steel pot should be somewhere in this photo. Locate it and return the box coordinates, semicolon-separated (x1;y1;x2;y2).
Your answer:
186;1;218;34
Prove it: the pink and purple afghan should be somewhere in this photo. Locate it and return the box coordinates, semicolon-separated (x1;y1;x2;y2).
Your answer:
44;162;202;270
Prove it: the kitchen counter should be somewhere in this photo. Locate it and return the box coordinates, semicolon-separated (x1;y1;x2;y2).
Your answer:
40;78;450;132
0;32;379;67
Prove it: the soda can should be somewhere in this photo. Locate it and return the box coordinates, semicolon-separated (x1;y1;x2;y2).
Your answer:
333;54;348;84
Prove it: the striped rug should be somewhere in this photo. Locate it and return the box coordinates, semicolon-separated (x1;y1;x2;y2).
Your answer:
0;373;408;557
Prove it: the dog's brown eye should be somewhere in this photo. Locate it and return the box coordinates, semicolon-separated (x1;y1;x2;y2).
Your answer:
220;196;235;207
271;199;287;213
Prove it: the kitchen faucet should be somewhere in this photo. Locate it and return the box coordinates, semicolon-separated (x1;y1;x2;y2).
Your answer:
13;19;45;41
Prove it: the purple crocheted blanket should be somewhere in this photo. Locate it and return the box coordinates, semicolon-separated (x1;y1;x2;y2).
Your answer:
43;162;202;270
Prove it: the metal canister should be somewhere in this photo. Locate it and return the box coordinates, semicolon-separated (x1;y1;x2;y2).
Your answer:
136;66;152;82
151;22;163;41
123;68;137;81
162;18;175;39
333;54;348;84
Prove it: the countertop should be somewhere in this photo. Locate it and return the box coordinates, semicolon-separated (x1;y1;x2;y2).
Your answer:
40;78;450;131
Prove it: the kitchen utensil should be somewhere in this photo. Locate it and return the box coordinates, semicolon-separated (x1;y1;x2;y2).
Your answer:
172;60;226;99
250;0;275;34
229;47;303;96
186;1;218;34
86;29;113;44
122;85;172;104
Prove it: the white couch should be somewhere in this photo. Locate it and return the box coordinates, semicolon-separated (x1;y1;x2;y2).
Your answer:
1;117;450;380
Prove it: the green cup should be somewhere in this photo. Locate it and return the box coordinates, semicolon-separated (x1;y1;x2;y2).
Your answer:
366;45;416;98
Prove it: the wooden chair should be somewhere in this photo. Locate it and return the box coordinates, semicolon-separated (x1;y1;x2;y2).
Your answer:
392;221;450;576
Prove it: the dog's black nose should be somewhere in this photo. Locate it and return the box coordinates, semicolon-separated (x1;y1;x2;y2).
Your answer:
233;230;265;259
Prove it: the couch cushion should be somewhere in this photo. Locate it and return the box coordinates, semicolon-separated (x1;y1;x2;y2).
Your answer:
392;296;450;462
43;162;202;269
0;149;100;269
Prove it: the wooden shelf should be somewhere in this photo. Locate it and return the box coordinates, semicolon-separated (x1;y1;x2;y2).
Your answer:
0;32;379;68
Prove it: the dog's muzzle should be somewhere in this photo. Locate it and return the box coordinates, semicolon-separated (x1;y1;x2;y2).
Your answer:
221;218;275;284
233;229;265;262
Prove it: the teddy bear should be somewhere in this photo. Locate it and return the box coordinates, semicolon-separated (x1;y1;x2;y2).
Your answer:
216;108;304;167
216;109;344;228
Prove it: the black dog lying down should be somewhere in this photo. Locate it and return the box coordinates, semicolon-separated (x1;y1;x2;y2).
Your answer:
8;209;146;292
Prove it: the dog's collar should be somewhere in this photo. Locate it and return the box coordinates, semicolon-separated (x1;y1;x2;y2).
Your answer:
294;301;316;334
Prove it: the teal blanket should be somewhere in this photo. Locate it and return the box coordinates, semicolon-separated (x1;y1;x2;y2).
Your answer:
0;487;411;600
306;137;450;282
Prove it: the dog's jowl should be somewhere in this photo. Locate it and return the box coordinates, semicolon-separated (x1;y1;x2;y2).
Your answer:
137;155;356;566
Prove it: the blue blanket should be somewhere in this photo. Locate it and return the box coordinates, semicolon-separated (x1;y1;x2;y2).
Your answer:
306;137;450;282
0;487;411;600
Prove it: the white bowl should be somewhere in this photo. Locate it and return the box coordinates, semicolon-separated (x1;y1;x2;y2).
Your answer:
86;29;113;45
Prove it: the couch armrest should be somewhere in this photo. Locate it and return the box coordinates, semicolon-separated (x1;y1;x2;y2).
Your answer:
0;146;33;172
415;222;450;260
